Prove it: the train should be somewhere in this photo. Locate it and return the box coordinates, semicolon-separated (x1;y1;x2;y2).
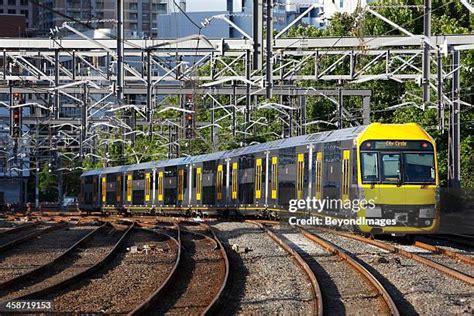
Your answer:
80;123;440;234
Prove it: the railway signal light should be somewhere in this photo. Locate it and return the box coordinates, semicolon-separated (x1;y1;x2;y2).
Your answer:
184;94;195;139
10;108;21;138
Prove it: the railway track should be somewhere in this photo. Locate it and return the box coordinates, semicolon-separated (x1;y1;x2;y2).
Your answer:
49;225;179;314
296;226;399;316
17;223;134;302
147;221;228;315
0;222;105;298
249;221;322;316
129;223;182;315
0;222;64;253
0;223;94;284
323;229;474;286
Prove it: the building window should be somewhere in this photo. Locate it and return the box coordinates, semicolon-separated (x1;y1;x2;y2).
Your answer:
8;0;15;5
129;13;138;20
20;10;28;16
129;2;138;10
20;0;27;5
130;23;138;30
8;9;16;14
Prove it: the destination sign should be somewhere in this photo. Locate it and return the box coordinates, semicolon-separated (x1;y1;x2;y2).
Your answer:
362;141;433;151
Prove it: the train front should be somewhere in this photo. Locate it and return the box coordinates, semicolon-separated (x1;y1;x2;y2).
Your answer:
356;123;440;234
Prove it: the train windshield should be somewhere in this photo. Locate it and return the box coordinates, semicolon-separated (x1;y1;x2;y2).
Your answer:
360;141;436;184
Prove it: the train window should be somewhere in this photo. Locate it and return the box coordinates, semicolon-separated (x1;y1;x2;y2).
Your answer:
106;174;116;182
255;159;263;199
381;154;401;183
271;157;278;199
361;152;379;183
133;170;145;180
279;147;296;166
165;167;177;177
203;161;216;173
145;173;151;202
404;153;435;183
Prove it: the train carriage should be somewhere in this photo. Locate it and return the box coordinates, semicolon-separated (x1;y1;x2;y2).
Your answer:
80;123;439;234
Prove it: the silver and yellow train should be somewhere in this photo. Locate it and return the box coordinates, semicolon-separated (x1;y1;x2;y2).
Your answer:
80;123;439;234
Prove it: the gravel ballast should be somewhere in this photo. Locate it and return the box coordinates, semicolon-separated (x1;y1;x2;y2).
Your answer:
0;225;94;282
50;228;178;314
211;221;315;315
311;229;473;315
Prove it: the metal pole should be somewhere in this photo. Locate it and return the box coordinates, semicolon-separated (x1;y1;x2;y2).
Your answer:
232;82;237;137
117;0;125;163
436;51;444;130
146;49;153;137
422;0;431;108
211;97;216;151
54;49;60;120
245;49;251;138
252;0;263;70
338;88;343;129
362;96;371;125
449;50;461;188
265;0;273;99
35;120;39;210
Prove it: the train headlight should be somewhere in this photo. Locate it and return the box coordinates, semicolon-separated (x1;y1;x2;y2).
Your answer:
419;207;435;219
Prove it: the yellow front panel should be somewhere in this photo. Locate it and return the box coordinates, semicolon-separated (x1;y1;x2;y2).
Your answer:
196;167;202;201
101;177;106;203
158;171;164;201
127;174;132;202
145;173;151;202
271;157;278;199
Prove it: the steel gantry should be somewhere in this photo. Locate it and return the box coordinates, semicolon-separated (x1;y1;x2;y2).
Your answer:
0;26;472;197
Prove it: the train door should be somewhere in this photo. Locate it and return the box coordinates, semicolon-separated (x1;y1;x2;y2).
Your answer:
269;156;278;205
296;153;306;200
231;161;238;207
116;175;122;207
341;150;351;203
194;166;202;205
315;151;323;200
216;163;224;206
254;156;264;206
177;168;185;207
92;177;97;208
157;170;164;206
145;171;151;206
126;173;133;207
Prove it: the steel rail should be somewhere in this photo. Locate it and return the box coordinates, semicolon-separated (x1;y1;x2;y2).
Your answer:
298;226;400;316
413;241;474;266
128;223;182;316
324;229;474;286
0;222;39;237
0;222;67;253
201;223;230;316
19;222;135;300
248;221;323;316
0;222;107;292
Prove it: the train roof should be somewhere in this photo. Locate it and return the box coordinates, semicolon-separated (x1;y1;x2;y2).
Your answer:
81;123;430;177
